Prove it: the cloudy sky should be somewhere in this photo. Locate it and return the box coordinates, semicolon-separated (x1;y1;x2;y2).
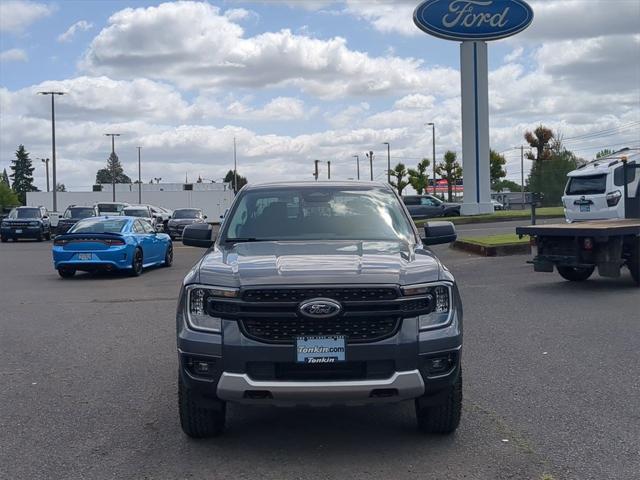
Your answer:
0;0;639;191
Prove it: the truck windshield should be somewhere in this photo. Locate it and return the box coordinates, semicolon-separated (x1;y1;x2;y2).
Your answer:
9;208;40;219
70;218;128;234
64;207;94;219
97;203;126;214
566;175;607;195
223;187;414;242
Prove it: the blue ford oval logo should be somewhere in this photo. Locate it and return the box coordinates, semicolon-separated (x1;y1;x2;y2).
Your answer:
298;298;342;319
414;0;534;41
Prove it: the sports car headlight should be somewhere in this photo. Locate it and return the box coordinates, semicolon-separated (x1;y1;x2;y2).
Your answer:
184;285;238;333
402;283;453;331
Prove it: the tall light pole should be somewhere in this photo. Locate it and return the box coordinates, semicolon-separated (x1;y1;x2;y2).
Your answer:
383;142;391;184
327;161;331;180
233;136;237;193
137;147;142;204
104;133;121;201
353;155;360;180
39;91;65;211
427;122;436;194
313;160;320;181
38;158;50;192
366;151;374;181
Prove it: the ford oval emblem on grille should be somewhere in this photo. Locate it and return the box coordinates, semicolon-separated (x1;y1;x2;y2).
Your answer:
298;298;342;319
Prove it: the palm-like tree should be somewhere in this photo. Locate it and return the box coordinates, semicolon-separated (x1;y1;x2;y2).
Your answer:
408;158;430;195
436;151;463;202
389;163;409;196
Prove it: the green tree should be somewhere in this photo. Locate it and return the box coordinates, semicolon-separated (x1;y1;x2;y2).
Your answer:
596;149;614;159
436;151;463;202
96;152;131;184
524;125;554;163
495;179;523;192
408;158;430;195
56;183;66;192
9;145;38;204
1;168;10;187
527;147;577;206
224;170;248;192
0;183;21;211
490;150;507;191
389;163;409;196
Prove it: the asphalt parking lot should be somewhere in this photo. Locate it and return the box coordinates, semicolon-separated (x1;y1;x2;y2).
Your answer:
1;224;638;480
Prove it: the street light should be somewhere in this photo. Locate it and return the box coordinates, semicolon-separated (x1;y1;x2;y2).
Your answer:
38;158;50;192
326;161;331;180
38;91;65;211
366;151;374;181
383;142;391;184
426;122;436;194
353;155;360;180
137;147;142;204
104;133;121;201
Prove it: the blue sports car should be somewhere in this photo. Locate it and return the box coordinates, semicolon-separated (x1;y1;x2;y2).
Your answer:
52;216;173;278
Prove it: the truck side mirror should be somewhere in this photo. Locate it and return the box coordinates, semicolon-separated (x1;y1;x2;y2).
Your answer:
183;223;215;248
422;221;457;246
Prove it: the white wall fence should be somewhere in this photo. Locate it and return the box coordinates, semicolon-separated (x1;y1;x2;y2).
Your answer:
27;190;235;221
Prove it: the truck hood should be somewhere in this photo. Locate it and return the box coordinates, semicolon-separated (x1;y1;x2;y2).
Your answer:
196;240;444;287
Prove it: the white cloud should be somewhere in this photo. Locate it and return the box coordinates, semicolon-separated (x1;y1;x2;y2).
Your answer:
0;48;28;62
343;0;419;36
81;1;457;99
57;20;93;43
0;0;53;33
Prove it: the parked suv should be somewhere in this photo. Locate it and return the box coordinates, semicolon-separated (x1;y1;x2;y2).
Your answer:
177;182;462;437
403;194;461;220
56;205;99;235
1;206;51;242
167;208;206;240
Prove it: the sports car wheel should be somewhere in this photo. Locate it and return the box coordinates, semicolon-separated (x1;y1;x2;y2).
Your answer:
164;244;173;267
130;248;144;276
58;267;76;278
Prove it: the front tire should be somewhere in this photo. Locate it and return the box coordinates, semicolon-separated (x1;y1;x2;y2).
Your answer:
130;248;143;276
1;236;6;243
58;267;76;278
179;374;226;438
415;369;462;434
557;265;595;282
45;230;51;241
164;243;173;267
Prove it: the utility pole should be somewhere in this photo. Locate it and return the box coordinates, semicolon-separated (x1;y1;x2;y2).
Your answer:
353;155;360;180
233;136;237;194
366;151;374;181
327;161;331;180
104;133;121;201
427;122;436;194
383;142;391;184
137;147;142;204
313;160;320;181
39;158;50;192
520;145;525;206
39;91;65;211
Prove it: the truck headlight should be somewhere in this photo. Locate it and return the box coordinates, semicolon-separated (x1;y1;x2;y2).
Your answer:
184;285;238;333
402;282;453;331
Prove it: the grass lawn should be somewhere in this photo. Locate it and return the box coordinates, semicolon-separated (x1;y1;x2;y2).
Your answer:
415;206;564;226
457;233;529;247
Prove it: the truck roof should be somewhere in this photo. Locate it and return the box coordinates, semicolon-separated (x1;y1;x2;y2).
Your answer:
568;149;640;178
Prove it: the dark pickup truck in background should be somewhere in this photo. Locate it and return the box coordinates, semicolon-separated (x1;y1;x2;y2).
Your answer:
176;182;463;438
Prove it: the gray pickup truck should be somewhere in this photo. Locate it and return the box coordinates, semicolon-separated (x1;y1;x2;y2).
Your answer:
176;182;463;437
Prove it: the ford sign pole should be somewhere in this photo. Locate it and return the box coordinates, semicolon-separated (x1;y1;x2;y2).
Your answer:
414;0;534;215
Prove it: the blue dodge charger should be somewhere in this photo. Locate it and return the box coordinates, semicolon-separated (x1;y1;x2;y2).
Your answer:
52;216;173;278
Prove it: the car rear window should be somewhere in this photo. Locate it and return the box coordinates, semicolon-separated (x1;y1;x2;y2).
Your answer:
70;218;128;234
566;175;607;195
124;208;149;217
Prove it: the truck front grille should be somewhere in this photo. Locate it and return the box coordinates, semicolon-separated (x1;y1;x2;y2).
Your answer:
242;287;398;302
240;316;400;344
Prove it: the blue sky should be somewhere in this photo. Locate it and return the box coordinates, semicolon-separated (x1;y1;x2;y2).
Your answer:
1;0;638;190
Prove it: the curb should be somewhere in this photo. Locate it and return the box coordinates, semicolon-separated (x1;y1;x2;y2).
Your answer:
451;239;531;257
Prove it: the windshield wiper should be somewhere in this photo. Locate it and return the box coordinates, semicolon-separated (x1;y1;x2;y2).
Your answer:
225;237;274;243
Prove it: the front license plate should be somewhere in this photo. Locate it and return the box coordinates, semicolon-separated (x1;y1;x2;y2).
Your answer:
15;229;22;234
296;335;346;364
580;204;590;212
77;253;93;260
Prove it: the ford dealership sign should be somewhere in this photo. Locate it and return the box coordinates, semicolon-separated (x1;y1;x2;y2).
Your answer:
413;0;534;41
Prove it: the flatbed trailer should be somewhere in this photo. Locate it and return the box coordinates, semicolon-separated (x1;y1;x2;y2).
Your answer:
516;219;640;285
